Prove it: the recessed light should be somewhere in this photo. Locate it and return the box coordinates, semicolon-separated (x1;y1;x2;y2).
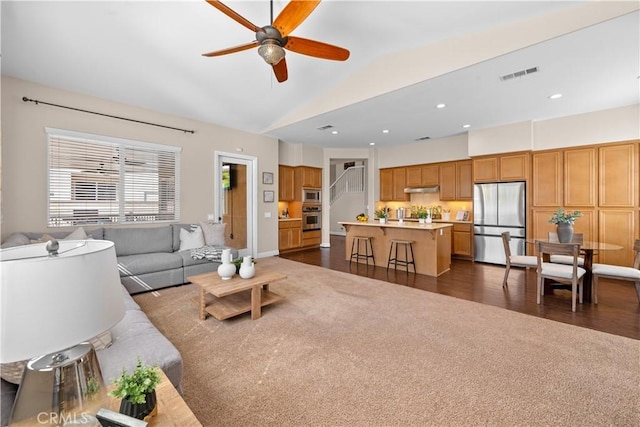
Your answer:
382;129;390;134
435;103;446;109
331;130;339;135
548;93;563;99
462;124;471;129
369;142;376;146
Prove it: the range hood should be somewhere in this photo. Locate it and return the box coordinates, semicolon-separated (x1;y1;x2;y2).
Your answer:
404;185;440;194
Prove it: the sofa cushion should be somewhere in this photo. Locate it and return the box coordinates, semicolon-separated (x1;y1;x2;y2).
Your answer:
105;226;173;256
200;222;226;246
1;233;30;248
117;252;182;276
179;226;205;251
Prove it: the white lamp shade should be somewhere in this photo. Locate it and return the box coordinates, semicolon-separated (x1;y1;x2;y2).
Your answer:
0;240;126;363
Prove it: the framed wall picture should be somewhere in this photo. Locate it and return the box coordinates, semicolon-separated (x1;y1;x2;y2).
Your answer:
262;172;274;185
263;190;275;203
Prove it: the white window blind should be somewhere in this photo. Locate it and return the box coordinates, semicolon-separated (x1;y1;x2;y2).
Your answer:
47;128;181;227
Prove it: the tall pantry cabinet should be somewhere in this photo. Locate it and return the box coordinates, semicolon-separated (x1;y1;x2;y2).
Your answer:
531;141;638;266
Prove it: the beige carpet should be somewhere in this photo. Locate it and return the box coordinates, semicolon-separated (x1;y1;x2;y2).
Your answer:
134;257;639;427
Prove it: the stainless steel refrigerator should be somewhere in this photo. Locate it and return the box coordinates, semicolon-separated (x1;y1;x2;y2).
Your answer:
473;182;526;265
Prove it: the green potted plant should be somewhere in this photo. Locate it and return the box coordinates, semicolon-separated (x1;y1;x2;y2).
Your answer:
548;208;582;242
110;358;161;420
374;208;387;224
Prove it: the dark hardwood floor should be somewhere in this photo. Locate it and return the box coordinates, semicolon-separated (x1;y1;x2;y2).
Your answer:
280;235;640;340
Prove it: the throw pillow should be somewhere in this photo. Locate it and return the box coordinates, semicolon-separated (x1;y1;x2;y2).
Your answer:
200;222;226;246
30;233;56;244
64;226;89;240
0;331;112;384
179;226;205;251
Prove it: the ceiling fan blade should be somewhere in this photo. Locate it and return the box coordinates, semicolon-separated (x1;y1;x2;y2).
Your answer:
285;36;350;61
273;58;288;83
273;0;321;37
202;40;259;57
205;0;261;32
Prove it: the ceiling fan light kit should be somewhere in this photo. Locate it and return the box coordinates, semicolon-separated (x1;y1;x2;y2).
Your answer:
258;40;286;65
204;0;349;82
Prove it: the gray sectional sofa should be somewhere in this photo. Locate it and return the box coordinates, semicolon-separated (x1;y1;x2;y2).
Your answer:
1;223;237;426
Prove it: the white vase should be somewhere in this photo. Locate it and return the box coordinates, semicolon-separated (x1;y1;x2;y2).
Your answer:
443;213;451;221
425;216;432;224
217;249;235;280
379;218;386;224
419;218;425;224
239;256;256;279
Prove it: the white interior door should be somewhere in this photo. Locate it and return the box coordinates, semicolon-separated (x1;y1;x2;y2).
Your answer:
214;152;257;258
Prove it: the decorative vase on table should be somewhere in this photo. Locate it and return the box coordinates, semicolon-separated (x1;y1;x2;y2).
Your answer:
239;256;256;279
557;223;574;243
217;248;236;280
119;390;157;420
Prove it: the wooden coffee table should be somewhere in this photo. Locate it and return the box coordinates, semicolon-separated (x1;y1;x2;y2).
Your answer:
188;269;286;320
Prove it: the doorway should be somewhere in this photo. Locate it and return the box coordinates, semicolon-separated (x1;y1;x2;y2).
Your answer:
214;152;258;258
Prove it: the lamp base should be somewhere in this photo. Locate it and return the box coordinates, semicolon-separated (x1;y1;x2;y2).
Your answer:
10;343;106;426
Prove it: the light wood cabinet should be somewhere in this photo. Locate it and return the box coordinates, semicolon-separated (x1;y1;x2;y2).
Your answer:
279;220;302;251
473;157;499;182
532;151;563;207
599;143;636;207
380;168;394;201
564;147;597;207
379;167;409;201
599;209;635;266
439;163;456;200
278;165;295;201
406;164;439;187
473;153;529;183
456;160;473;200
451;223;472;257
302;229;321;247
297;166;322;189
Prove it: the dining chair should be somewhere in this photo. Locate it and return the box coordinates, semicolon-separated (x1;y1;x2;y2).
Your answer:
548;232;585;266
501;232;537;287
591;239;640;304
535;241;586;312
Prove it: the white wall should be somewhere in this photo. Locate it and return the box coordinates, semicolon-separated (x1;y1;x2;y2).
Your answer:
468;121;534;156
377;134;469;168
533;104;640;150
1;77;280;257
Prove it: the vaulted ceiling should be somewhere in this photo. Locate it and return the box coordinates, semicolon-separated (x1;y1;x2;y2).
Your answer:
2;1;638;149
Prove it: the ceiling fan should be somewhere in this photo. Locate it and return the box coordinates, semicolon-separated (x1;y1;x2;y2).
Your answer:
202;0;350;83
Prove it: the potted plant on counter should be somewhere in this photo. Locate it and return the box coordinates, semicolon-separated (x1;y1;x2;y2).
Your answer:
411;206;430;224
110;358;161;420
374;208;387;224
548;208;582;243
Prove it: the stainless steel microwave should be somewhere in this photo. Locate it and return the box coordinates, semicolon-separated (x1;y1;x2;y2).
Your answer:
302;188;321;204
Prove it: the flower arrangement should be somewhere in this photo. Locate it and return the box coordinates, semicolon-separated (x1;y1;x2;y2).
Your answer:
109;358;161;405
548;208;582;225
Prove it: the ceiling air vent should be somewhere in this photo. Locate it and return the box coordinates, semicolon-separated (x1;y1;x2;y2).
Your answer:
317;125;334;131
499;66;539;81
415;136;431;141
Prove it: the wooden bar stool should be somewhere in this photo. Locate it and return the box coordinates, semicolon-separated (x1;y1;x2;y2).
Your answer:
387;239;416;273
350;236;375;266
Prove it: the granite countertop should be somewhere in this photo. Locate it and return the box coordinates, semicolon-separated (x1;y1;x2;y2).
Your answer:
386;218;473;224
279;218;302;221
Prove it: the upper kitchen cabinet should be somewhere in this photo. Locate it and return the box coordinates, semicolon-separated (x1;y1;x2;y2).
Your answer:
296;166;322;189
473;152;529;183
532;151;563;207
564;147;597;207
406;164;439;187
379;167;410;201
440;160;472;201
279;165;295;201
598;142;637;208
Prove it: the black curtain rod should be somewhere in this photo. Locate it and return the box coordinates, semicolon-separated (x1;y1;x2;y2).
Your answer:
22;96;195;134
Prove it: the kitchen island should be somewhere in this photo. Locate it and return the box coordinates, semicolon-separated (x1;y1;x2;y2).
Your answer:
338;221;452;276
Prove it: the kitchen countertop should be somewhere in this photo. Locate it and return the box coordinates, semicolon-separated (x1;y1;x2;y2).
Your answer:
386;218;473;224
279;217;302;221
339;220;452;230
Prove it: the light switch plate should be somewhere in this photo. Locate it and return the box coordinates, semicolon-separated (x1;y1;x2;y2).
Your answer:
265;212;271;218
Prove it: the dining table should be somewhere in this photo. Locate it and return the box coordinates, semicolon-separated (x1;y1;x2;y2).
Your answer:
526;239;623;303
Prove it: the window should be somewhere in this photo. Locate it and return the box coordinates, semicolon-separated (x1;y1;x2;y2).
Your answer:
47;128;181;227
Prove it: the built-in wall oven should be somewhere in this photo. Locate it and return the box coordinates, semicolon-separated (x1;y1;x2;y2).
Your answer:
302;204;322;231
